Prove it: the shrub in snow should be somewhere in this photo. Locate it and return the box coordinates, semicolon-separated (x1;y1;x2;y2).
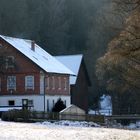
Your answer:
1;109;32;122
1;109;20;121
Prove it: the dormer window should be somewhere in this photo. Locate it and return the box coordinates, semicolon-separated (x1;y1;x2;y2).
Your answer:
6;56;15;69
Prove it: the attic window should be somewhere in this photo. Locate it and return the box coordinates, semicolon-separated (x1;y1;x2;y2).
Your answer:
6;56;15;68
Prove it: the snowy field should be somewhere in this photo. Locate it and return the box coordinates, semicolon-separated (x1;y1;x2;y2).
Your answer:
0;120;140;140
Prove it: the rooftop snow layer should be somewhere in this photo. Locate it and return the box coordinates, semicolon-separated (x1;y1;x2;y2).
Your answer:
55;54;83;84
0;35;74;75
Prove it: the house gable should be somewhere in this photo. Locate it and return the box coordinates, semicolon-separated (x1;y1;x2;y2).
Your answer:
0;36;70;96
0;35;74;75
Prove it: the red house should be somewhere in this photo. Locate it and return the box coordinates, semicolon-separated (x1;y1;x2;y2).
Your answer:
0;35;74;112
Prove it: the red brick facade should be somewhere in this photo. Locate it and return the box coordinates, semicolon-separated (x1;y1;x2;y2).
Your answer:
0;38;69;96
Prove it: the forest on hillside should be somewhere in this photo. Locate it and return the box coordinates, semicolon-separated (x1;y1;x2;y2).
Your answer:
0;0;139;109
96;0;140;114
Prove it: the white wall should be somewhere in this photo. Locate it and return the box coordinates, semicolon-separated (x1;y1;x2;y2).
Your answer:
0;95;70;112
46;95;70;112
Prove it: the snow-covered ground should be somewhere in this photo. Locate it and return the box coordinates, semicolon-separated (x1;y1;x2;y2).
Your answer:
0;120;140;140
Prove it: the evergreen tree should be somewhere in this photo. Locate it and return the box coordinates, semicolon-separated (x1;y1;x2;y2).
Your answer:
52;98;66;112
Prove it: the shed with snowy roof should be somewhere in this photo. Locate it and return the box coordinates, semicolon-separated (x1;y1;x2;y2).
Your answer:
56;55;91;113
59;104;86;121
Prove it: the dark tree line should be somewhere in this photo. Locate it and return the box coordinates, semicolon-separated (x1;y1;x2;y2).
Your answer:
0;0;120;108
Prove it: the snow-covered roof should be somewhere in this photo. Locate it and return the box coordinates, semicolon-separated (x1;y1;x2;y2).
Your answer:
55;54;83;85
0;35;74;75
60;104;85;114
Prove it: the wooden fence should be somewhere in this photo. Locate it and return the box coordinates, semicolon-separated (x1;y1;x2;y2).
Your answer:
29;112;105;123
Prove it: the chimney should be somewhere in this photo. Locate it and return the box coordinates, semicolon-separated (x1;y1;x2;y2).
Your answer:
31;40;35;51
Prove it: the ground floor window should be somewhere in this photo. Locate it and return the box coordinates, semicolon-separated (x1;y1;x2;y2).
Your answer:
28;100;33;106
52;100;55;107
8;100;15;106
64;100;66;106
47;99;49;112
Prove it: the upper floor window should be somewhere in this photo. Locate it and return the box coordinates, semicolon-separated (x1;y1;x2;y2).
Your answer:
25;76;34;90
58;77;61;90
7;76;16;90
64;78;67;90
6;56;15;69
45;77;50;89
52;76;55;90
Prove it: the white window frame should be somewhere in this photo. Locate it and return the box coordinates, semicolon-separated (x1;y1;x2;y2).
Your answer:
64;78;67;90
52;76;55;90
46;77;50;89
7;76;16;90
58;77;61;90
28;100;34;106
25;76;34;90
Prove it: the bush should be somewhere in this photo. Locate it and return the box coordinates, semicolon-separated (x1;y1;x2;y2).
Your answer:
1;109;20;121
1;109;32;122
52;98;66;112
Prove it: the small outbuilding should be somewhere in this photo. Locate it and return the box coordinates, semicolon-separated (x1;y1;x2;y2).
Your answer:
59;104;86;121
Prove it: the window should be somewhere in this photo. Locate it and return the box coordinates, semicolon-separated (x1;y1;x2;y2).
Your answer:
0;56;4;65
6;56;15;68
47;99;50;112
52;100;55;107
45;77;50;89
64;78;67;90
64;100;66;106
52;76;55;90
28;100;33;106
25;76;34;90
8;100;15;106
7;76;16;90
58;77;61;90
